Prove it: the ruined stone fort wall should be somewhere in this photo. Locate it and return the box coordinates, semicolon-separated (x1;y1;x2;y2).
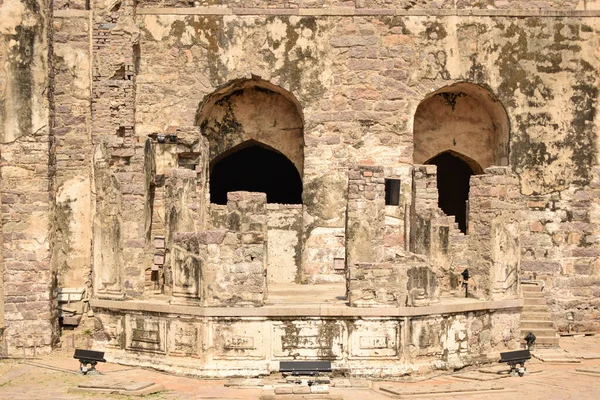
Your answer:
134;8;600;317
136;1;587;11
1;0;600;352
0;0;57;353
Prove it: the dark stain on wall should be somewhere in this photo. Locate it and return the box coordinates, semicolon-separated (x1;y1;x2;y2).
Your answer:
567;60;598;186
3;25;36;142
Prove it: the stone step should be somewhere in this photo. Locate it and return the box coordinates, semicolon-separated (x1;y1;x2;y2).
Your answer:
522;291;545;298
524;297;548;306
522;305;550;312
520;336;560;347
520;328;557;338
521;312;553;321
522;285;543;292
520;320;555;330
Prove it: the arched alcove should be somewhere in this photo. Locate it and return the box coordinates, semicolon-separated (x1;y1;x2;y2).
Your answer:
413;82;510;169
426;151;481;233
210;141;303;205
196;78;304;177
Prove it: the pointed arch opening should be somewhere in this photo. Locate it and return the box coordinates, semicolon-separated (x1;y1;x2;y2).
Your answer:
196;78;304;178
413;82;510;169
426;151;481;233
210;141;302;205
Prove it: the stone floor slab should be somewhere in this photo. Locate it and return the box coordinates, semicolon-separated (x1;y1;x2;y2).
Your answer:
224;378;265;387
379;382;507;398
575;364;600;375
452;371;508;381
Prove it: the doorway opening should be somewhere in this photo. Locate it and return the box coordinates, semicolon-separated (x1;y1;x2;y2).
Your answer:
210;142;302;205
426;151;481;233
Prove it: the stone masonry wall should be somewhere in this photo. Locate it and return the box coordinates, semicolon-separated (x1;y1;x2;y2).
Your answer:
2;2;598;348
0;4;4;334
53;13;93;290
206;192;267;306
0;0;57;354
134;11;600;292
520;167;600;332
135;0;589;11
346;166;386;265
468;167;522;300
91;0;148;299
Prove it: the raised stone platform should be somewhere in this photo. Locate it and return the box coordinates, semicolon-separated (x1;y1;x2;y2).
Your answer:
90;293;522;378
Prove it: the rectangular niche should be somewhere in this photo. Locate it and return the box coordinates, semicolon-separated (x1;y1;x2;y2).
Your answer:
385;179;401;206
126;315;167;354
212;320;266;360
272;320;345;360
168;320;202;357
349;319;401;360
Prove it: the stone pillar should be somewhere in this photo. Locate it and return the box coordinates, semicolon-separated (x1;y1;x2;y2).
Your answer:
468;166;522;300
410;165;439;256
53;10;93;291
204;192;267;307
346;166;386;266
93;145;124;299
90;0;147;298
165;169;200;296
301;170;348;283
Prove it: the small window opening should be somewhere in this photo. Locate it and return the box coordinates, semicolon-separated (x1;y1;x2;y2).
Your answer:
385;179;401;206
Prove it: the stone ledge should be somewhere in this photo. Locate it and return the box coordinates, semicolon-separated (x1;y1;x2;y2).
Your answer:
90;297;522;317
54;10;90;18
137;7;232;15
135;7;600;17
232;8;299;15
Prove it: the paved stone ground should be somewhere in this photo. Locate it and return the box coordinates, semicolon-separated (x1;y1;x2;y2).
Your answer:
1;336;600;399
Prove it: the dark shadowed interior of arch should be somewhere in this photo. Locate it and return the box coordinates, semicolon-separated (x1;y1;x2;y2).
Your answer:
426;152;478;234
210;144;303;205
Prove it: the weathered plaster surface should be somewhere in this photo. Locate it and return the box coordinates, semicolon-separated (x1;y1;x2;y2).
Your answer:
0;0;56;353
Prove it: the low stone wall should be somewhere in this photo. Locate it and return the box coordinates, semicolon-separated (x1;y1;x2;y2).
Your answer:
347;263;403;306
170;191;267;307
348;252;439;307
90;299;521;377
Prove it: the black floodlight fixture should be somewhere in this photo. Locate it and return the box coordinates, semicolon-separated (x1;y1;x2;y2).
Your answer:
156;134;166;143
525;332;536;349
461;268;470;298
166;134;177;143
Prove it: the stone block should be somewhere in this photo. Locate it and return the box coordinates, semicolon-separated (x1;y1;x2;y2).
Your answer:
293;386;311;394
311;385;330;393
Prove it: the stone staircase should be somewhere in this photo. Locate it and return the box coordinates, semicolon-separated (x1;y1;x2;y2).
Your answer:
520;284;559;347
